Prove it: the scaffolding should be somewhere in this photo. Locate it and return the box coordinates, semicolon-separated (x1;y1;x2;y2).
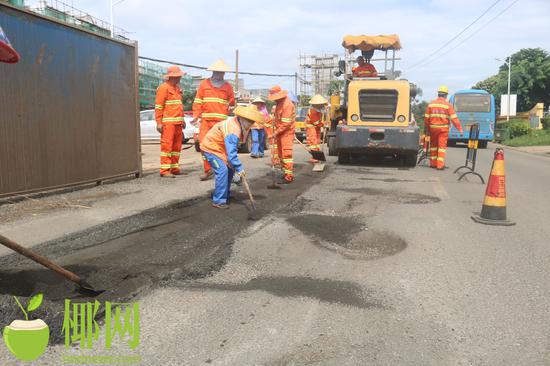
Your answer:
298;53;341;97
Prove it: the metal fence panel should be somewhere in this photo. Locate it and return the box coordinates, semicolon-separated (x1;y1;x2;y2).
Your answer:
0;4;141;198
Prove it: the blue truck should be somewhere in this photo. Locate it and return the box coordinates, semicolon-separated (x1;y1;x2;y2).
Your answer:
448;89;495;148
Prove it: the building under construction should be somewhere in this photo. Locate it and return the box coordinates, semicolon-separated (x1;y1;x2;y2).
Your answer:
298;53;340;97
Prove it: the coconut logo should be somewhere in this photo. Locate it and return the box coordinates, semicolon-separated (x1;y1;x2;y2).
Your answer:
3;294;49;361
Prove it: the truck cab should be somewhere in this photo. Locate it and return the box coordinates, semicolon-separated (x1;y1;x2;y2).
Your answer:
327;34;420;166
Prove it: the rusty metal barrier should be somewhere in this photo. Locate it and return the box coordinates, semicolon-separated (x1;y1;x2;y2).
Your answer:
454;123;484;183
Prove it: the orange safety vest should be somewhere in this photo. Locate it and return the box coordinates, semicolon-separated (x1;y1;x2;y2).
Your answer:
192;79;235;122
200;117;243;163
424;97;462;131
352;63;378;77
155;82;184;125
305;107;323;128
274;96;295;134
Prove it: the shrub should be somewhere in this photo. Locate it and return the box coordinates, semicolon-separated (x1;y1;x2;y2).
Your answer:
541;117;550;130
508;119;531;139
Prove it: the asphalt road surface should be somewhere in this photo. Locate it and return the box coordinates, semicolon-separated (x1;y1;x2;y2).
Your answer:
1;143;549;365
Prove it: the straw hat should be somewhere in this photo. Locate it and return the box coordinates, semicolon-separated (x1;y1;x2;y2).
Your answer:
165;66;185;78
309;94;328;105
234;105;265;124
207;59;231;72
251;96;265;104
268;85;288;101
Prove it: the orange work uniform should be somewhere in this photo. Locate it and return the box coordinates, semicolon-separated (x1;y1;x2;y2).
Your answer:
424;97;463;169
352;63;378;77
155;81;184;176
192;79;235;173
305;107;324;163
274;96;296;182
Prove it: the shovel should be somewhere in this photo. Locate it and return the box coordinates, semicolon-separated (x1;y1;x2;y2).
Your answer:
294;136;326;162
240;174;265;221
0;234;103;296
267;126;281;190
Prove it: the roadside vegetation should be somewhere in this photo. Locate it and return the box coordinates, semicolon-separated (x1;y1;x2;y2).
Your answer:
501;118;550;147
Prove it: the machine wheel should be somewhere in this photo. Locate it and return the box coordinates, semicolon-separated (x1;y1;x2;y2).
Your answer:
478;140;488;149
403;153;417;167
328;136;337;156
338;153;351;164
447;140;457;147
194;140;201;152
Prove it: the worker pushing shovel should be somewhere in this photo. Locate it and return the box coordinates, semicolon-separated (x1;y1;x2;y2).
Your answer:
200;105;265;211
303;94;328;171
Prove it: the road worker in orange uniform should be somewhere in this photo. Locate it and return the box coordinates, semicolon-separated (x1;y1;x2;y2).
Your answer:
424;85;464;170
352;56;378;78
200;105;265;209
192;60;235;181
155;66;186;178
250;97;270;158
268;86;296;184
305;94;328;164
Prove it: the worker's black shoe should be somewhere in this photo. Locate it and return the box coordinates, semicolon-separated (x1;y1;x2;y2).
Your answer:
277;178;293;185
212;203;229;209
200;170;214;181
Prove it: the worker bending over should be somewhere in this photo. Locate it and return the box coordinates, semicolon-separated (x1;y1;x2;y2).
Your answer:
305;94;328;163
155;66;186;178
192;59;235;181
424;85;463;170
200;105;265;209
250;97;269;158
352;56;378;78
269;85;296;184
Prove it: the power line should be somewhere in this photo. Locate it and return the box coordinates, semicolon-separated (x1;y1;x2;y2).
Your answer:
440;0;520;58
139;56;296;78
408;0;502;70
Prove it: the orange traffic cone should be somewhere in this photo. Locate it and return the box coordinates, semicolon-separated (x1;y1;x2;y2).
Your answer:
472;148;515;226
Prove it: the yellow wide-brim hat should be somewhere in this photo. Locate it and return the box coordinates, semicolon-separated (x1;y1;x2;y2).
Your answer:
234;105;265;124
309;94;328;105
207;59;231;72
252;96;266;104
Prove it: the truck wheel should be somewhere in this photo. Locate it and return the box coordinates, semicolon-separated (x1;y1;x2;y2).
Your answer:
338;153;351;164
447;140;456;147
328;136;337;156
478;140;488;149
403;153;417;167
239;134;252;153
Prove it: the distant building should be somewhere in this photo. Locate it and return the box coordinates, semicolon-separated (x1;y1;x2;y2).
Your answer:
247;88;271;99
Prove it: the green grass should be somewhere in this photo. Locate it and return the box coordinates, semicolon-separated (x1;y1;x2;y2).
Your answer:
504;129;550;147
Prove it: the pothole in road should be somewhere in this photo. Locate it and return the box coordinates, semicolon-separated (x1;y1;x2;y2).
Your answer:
338;187;441;204
286;214;407;260
182;276;383;309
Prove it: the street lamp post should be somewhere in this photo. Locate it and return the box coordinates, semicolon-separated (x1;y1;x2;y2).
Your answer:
506;55;511;122
496;56;513;121
110;0;126;37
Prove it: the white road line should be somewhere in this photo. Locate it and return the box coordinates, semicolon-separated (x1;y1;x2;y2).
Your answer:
432;177;450;200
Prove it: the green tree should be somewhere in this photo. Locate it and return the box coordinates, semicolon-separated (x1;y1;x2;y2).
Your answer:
473;48;550;113
297;94;310;106
328;80;344;96
411;100;428;130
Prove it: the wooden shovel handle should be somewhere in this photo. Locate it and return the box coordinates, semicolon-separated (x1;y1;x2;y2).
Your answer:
0;234;84;286
240;175;256;210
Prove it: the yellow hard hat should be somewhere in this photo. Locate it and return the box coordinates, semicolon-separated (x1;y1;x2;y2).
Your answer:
309;94;328;105
438;85;449;94
234;105;265;124
207;59;231;72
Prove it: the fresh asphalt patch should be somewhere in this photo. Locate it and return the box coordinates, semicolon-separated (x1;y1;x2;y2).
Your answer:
0;164;324;344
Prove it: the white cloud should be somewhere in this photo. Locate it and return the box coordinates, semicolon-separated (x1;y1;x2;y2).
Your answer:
47;0;550;98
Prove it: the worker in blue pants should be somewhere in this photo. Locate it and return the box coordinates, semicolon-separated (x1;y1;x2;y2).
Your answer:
200;105;265;208
250;97;269;158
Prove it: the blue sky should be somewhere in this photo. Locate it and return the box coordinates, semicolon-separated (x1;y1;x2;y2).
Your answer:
29;0;550;100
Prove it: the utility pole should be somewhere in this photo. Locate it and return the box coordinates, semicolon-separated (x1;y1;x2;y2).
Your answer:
294;72;298;96
110;0;126;38
507;55;511;122
235;49;239;96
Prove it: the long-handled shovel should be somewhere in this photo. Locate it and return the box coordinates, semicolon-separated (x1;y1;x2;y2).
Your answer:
0;234;103;296
294;136;326;162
